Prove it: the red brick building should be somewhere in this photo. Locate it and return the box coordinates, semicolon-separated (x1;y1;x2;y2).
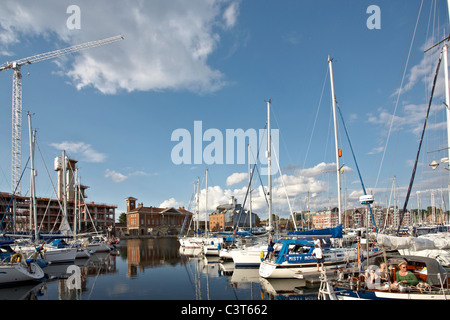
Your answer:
125;197;192;236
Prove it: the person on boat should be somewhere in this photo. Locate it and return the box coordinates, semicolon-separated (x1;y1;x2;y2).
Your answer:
313;236;321;248
365;262;389;290
266;237;275;260
391;262;419;289
312;244;325;272
378;262;389;282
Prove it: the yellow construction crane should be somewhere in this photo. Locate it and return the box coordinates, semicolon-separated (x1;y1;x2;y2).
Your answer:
0;35;124;194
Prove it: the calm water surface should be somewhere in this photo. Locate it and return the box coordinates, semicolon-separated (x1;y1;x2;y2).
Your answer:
1;238;319;300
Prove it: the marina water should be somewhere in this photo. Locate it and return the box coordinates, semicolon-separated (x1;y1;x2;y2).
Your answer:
0;237;319;300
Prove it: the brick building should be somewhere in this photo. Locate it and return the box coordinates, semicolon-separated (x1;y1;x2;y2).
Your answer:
0;192;116;235
125;197;193;236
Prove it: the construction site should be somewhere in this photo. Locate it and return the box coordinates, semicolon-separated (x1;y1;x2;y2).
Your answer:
0;36;124;237
0;156;117;236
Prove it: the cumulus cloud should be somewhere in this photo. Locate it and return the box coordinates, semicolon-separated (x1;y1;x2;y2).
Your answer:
50;141;106;163
104;169;127;183
159;198;185;209
0;0;240;94
162;162;352;218
226;172;248;186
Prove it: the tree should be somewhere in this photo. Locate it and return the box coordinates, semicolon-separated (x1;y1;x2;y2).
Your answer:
119;212;127;224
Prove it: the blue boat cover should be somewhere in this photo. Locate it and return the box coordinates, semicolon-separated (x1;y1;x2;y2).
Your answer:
0;240;15;247
287;224;343;238
274;239;315;264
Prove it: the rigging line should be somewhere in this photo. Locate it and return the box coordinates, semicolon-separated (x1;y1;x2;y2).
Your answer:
232;123;268;234
271;101;293;166
303;66;329;169
336;103;378;232
397;49;442;235
375;0;424;190
272;142;297;230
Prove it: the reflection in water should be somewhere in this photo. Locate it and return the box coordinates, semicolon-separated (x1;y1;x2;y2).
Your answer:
0;238;321;300
125;238;180;277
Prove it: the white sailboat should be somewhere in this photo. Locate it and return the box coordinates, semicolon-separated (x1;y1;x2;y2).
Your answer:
0;258;45;286
0;240;45;285
228;100;275;267
258;58;382;279
13;122;77;264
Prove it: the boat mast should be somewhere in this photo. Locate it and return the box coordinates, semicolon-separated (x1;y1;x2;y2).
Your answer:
205;168;208;237
444;0;450;210
267;99;273;232
328;57;342;226
196;176;200;236
27;112;38;242
248;143;253;230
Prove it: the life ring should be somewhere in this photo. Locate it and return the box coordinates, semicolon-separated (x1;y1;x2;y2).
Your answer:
10;253;23;263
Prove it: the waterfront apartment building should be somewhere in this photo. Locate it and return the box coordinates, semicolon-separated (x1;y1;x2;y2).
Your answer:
0;155;116;235
0;192;116;234
125;197;193;236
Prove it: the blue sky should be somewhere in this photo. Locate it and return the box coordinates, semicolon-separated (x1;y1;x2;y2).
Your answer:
0;0;449;222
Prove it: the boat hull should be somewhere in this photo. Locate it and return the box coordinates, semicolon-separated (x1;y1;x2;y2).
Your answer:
0;262;45;285
333;287;450;300
259;248;379;279
230;245;268;268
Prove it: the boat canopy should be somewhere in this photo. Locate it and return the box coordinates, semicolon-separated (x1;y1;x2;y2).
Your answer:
287;224;343;238
274;239;315;264
0;240;15;247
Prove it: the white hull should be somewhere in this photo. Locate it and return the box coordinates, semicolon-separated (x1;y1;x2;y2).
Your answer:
75;248;91;258
230;245;268;268
0;262;45;285
203;245;220;256
334;288;450;300
179;237;203;249
14;245;77;263
43;247;78;263
85;243;112;253
219;248;233;260
259;248;367;279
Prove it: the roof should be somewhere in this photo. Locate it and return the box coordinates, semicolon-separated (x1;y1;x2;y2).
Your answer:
127;206;193;215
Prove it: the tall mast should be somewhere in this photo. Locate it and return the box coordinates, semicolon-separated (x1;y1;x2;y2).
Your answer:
27;113;38;242
196;176;200;236
444;7;450;209
205;168;208;237
267;100;273;231
248;143;253;230
328;57;342;225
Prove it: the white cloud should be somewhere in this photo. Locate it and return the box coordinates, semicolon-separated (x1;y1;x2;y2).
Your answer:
104;169;127;183
0;0;240;94
392;47;445;99
163;162;353;218
159;198;185;209
223;2;239;29
226;172;248;186
50;141;106;163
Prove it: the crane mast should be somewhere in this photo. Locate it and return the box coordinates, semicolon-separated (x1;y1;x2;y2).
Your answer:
0;35;124;194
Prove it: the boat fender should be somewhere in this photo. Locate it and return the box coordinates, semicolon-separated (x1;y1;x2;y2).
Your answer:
10;253;23;263
260;251;264;262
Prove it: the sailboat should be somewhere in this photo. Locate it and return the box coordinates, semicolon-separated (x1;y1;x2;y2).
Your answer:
229;100;275;267
0;241;45;285
12;119;77;264
259;58;383;279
